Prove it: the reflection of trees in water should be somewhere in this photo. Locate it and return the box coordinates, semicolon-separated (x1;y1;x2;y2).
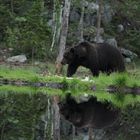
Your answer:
0;93;48;140
0;93;140;140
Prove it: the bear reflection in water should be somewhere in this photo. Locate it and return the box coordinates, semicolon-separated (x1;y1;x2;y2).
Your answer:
58;95;119;129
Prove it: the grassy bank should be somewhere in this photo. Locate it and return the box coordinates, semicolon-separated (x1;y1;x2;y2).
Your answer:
0;64;140;108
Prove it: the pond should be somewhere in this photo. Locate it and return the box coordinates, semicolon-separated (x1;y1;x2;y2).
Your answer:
0;68;140;140
0;80;140;140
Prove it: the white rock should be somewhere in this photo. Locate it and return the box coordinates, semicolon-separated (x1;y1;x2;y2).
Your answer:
94;35;104;43
124;57;131;63
6;54;27;63
106;38;118;48
117;24;124;32
120;48;138;59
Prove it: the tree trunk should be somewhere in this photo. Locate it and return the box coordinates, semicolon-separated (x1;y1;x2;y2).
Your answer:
72;125;75;140
78;0;85;42
56;5;63;48
96;0;103;43
55;0;71;75
88;128;94;140
53;96;60;140
50;0;62;51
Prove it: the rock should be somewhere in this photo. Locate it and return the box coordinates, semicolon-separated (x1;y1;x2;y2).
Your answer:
117;24;124;32
34;61;40;66
102;4;114;24
6;54;27;63
70;1;98;26
83;135;89;140
99;28;104;35
83;27;104;42
47;19;53;27
84;2;98;27
87;2;99;11
8;48;14;51
124;57;131;63
70;8;80;22
94;35;104;43
105;38;118;48
120;48;138;60
80;0;88;8
84;14;96;27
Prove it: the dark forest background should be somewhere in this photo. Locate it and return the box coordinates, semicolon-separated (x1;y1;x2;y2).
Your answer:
0;0;139;61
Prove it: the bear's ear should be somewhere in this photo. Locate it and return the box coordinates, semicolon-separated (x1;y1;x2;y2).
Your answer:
70;47;75;53
65;94;77;106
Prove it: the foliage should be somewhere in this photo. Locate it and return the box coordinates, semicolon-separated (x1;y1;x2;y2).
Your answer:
108;0;140;55
0;0;139;59
0;0;53;60
0;3;12;41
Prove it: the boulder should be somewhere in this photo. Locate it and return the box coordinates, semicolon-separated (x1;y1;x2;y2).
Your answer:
70;8;80;22
124;57;131;63
117;24;124;32
120;48;138;60
94;35;104;43
6;54;27;63
87;2;99;11
105;38;118;48
102;4;114;24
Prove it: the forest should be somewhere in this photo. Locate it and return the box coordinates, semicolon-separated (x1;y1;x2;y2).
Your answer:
0;0;140;140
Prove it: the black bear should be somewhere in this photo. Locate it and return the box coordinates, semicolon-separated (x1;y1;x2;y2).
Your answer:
58;95;119;129
61;41;125;77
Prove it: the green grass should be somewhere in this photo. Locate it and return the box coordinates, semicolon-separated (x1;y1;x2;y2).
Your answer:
0;66;140;90
0;85;38;95
0;66;39;81
0;62;140;108
92;72;140;90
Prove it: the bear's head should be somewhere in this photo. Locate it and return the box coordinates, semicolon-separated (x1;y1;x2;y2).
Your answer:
61;47;75;65
61;43;88;65
58;95;82;125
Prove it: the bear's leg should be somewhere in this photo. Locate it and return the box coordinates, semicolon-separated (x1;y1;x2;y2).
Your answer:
67;64;78;77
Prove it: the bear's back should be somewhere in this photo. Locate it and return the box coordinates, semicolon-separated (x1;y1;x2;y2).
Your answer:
95;43;125;72
96;43;121;56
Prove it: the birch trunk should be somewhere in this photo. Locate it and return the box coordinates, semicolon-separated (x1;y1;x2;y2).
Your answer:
53;96;60;140
55;0;71;75
88;128;94;140
72;125;75;140
78;0;85;42
50;0;62;51
96;0;103;43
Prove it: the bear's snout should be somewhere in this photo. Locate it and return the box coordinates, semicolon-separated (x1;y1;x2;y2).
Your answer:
61;58;67;65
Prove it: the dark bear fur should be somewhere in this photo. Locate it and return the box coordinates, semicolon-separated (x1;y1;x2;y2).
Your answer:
58;95;119;129
61;41;125;77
